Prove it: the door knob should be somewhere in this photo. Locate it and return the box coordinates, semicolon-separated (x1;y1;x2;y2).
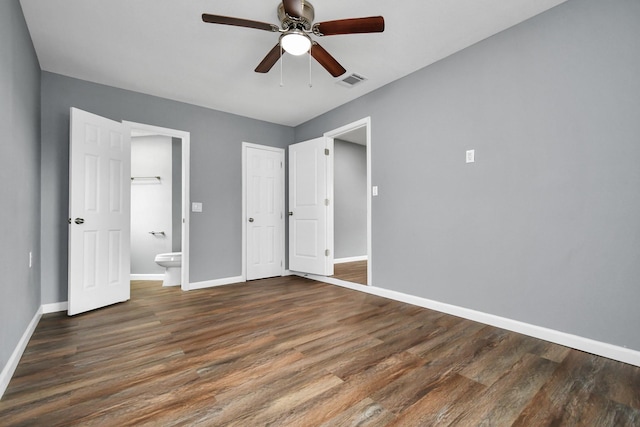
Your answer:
74;218;85;225
288;212;293;216
248;218;254;222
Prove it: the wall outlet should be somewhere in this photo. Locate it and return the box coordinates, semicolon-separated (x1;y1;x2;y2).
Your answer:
192;202;203;212
466;149;475;163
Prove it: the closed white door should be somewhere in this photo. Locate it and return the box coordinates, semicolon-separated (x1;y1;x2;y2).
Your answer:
68;108;131;315
288;137;334;276
246;145;284;280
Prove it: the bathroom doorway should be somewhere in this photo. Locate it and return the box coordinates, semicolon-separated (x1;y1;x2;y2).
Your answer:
124;121;190;290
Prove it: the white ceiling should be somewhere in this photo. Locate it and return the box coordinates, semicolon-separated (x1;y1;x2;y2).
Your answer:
20;0;567;127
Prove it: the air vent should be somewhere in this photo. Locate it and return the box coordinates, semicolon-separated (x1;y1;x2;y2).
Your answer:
337;73;367;88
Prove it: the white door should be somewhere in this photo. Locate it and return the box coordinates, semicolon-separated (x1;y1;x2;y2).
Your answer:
68;108;131;315
245;145;285;280
288;137;334;276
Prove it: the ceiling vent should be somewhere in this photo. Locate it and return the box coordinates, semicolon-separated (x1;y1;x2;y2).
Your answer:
337;73;367;88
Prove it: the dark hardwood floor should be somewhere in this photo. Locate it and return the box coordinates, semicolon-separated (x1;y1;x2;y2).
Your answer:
1;276;639;426
332;260;367;285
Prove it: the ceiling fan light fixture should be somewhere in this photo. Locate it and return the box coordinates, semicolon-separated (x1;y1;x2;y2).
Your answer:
280;30;311;56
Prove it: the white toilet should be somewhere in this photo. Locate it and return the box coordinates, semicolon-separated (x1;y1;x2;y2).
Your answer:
154;252;182;286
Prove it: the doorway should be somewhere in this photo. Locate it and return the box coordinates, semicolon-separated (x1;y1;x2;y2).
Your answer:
324;118;371;286
124;121;191;290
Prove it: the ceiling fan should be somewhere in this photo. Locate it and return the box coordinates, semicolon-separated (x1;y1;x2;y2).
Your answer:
202;0;385;77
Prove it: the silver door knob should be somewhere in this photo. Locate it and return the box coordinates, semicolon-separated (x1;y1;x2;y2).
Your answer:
74;218;85;225
248;218;254;222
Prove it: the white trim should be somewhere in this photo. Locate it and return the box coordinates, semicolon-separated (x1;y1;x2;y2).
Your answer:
324;117;372;286
241;142;286;282
0;307;42;399
188;275;244;290
42;301;68;314
123;121;191;292
130;274;165;281
299;273;640;368
334;255;368;264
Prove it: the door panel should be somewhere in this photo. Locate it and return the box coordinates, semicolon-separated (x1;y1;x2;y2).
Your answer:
246;146;284;280
288;137;334;276
68;108;131;315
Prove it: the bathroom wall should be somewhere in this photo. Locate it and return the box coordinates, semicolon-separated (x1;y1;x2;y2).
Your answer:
130;135;173;274
334;139;367;260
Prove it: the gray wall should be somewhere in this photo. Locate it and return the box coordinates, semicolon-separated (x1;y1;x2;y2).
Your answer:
172;137;182;253
295;0;640;351
0;0;41;374
334;139;367;259
41;72;294;303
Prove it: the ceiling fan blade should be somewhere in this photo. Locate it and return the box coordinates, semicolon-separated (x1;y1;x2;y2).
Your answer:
310;42;346;77
202;14;279;32
313;16;385;36
282;0;304;19
255;44;282;73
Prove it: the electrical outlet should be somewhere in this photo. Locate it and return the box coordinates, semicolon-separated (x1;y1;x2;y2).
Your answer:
192;202;203;212
466;149;475;163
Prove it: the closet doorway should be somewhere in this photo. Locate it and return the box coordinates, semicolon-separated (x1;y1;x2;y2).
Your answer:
325;117;371;286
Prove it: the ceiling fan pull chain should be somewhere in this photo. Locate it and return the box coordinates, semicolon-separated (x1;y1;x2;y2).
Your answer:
308;48;313;88
280;44;284;87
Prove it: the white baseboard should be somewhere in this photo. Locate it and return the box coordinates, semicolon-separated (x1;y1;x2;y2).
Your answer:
130;274;164;281
42;301;68;314
1;307;42;399
187;275;244;290
334;255;368;264
299;273;640;368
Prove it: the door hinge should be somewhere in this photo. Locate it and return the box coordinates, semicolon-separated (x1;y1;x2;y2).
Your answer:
325;199;330;206
324;148;330;156
325;249;330;257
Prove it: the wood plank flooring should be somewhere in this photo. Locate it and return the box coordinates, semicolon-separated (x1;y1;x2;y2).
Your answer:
1;276;639;426
332;260;367;285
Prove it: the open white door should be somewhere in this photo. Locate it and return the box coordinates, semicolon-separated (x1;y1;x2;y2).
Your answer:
245;144;285;280
288;137;334;276
68;108;131;315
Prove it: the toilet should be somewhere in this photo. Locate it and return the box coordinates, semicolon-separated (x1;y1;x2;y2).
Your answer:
154;252;182;286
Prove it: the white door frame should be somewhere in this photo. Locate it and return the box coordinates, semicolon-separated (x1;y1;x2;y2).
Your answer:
324;117;372;285
123;121;191;291
241;142;285;281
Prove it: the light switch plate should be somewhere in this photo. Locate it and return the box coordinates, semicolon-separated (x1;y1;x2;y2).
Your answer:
192;202;203;212
466;149;475;163
372;186;379;196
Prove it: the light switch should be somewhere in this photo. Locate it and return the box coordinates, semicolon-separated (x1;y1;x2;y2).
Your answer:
192;202;203;212
466;149;475;163
372;186;379;196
